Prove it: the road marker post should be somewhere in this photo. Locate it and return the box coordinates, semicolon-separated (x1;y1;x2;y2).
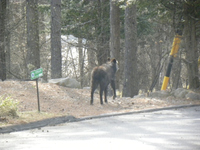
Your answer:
161;34;181;90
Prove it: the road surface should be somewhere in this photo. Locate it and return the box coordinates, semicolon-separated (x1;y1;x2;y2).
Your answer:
1;106;200;150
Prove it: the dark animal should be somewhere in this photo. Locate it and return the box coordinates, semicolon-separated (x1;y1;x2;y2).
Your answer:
90;58;118;105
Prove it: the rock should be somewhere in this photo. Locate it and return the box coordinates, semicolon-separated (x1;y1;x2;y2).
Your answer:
185;92;200;100
149;90;170;98
48;77;81;89
38;78;47;83
172;88;200;100
173;88;189;98
83;87;90;90
133;94;146;99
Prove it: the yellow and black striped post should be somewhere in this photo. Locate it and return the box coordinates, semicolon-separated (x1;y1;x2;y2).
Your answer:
161;34;182;90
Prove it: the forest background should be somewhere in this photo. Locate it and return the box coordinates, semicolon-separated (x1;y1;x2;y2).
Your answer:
0;0;200;97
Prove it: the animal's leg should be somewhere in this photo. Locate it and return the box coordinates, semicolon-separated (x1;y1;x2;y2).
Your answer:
111;80;116;99
90;81;98;105
99;81;107;105
99;86;103;105
104;85;108;103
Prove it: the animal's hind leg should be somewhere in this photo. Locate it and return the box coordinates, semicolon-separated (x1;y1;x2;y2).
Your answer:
99;82;106;105
90;81;98;105
99;87;103;105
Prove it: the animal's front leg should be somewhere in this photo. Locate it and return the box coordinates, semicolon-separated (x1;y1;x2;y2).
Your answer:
104;86;108;103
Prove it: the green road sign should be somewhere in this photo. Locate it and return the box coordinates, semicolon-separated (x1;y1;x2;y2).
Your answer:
31;68;43;80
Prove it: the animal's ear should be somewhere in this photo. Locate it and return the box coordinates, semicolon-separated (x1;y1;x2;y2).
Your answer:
111;58;116;63
107;57;111;61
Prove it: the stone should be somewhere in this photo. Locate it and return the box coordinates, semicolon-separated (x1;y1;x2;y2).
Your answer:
185;92;200;100
173;88;189;98
83;87;90;90
133;94;146;99
149;91;170;98
48;77;81;89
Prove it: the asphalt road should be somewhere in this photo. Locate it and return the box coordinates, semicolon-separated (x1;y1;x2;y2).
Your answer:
1;106;200;150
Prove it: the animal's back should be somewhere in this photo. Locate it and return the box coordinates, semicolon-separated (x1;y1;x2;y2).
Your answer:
91;66;107;82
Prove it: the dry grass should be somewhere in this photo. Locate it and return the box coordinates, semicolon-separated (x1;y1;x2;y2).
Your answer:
0;80;200;127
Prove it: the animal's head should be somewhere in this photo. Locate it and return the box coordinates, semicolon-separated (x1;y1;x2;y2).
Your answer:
110;58;118;71
110;58;115;63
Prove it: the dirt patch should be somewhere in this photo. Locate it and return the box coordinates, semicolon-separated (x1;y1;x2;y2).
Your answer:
1;80;200;126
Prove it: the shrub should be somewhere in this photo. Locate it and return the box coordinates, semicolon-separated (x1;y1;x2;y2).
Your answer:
0;96;19;118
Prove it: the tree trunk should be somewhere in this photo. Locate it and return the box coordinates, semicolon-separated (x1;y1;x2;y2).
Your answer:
0;0;7;81
184;16;199;89
171;56;182;89
123;3;138;97
51;0;62;78
96;0;110;65
39;5;49;81
78;38;84;88
5;0;11;79
87;40;96;84
110;0;120;89
26;0;40;74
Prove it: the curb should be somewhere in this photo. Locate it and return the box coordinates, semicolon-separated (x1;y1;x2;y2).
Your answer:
0;116;76;134
76;104;200;121
1;104;200;134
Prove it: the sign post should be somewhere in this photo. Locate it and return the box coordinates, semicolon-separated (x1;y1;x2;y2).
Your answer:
31;68;43;112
